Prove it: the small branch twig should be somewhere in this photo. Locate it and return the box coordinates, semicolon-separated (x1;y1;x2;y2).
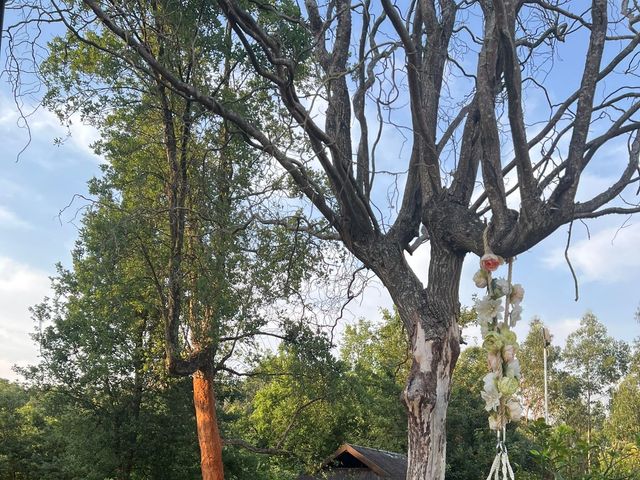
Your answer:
564;220;579;302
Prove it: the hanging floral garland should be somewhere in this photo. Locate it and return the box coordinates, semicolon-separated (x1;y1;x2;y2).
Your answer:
473;239;524;480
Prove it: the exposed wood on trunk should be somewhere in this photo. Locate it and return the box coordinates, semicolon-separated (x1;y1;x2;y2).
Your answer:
193;368;225;480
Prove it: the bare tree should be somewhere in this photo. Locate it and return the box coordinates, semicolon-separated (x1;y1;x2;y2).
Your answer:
9;0;640;478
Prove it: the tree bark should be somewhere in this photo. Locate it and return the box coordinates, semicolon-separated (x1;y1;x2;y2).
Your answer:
405;320;460;479
193;368;225;480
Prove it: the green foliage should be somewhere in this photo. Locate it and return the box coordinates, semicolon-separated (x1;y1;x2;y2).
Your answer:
526;420;640;480
0;379;65;479
222;310;409;478
607;343;640;443
338;309;409;453
564;313;630;400
446;346;497;479
562;312;630;438
5;308;639;479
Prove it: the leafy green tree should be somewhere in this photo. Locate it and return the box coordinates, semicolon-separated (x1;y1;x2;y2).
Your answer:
0;379;42;479
0;377;200;480
227;327;347;477
30;5;325;478
563;312;630;446
607;341;640;443
528;419;640;480
25;201;201;479
338;309;409;453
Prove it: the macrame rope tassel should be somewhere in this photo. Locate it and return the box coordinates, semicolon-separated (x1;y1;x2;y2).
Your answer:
486;430;515;480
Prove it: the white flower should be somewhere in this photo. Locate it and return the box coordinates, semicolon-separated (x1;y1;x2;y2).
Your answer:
475;296;504;322
481;373;501;411
493;278;511;297
510;304;523;326
507;399;523;421
483;372;497;391
505;358;521;379
510;284;524;304
481;389;501;412
473;269;489;288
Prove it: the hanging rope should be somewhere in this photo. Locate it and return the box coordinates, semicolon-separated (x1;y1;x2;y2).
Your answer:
474;225;524;480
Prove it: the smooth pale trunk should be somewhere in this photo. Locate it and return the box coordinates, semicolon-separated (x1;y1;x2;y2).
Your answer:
193;368;225;480
404;322;459;479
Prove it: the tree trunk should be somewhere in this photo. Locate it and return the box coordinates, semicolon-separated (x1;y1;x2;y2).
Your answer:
405;320;460;479
374;242;463;480
193;368;225;480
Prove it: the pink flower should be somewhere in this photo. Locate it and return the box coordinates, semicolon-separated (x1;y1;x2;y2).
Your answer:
487;351;503;374
502;345;516;363
480;253;504;272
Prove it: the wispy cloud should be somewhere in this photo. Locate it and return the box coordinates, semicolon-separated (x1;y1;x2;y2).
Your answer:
0;95;104;166
0;205;32;229
544;222;640;283
0;257;50;380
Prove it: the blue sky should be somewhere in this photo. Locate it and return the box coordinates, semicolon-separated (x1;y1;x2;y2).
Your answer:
0;86;104;378
1;5;640;381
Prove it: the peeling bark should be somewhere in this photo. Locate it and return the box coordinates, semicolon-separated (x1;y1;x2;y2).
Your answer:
193;368;225;480
405;322;460;479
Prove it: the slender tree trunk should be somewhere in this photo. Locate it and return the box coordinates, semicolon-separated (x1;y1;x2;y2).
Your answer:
193;368;225;480
374;242;463;480
121;314;147;479
586;387;591;474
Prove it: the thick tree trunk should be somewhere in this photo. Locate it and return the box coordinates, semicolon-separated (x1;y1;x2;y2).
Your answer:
374;242;463;480
404;321;460;479
193;368;225;480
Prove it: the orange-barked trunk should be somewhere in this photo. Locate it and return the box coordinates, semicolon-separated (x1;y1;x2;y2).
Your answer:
193;368;224;480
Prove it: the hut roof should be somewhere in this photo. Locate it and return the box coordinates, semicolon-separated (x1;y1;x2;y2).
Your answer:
300;443;407;479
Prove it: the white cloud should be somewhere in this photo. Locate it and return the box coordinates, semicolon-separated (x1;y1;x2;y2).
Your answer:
0;205;32;229
0;96;104;165
0;257;50;380
544;222;640;283
547;317;581;348
30;110;103;163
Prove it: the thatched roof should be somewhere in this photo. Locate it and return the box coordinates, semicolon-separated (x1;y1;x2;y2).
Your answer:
299;443;407;479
